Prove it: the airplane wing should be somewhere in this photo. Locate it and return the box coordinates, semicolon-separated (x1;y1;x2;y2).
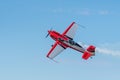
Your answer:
62;22;78;39
46;41;65;59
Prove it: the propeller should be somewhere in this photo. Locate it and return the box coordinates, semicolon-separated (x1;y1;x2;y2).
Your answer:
46;28;52;38
46;33;49;38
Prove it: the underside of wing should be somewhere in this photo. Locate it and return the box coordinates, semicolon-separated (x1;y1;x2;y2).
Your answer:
62;22;78;39
46;41;65;59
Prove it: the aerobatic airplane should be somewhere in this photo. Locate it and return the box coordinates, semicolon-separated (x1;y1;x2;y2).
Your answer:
46;22;96;60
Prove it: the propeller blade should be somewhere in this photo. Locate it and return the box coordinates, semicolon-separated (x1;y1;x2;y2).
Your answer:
45;28;52;38
46;33;49;38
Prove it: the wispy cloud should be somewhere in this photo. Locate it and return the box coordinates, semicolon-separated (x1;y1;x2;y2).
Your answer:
51;8;91;16
50;8;111;16
52;8;64;13
77;10;91;16
98;10;110;15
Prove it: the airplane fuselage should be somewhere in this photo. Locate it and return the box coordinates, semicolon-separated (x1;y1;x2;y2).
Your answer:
48;30;85;53
46;22;96;60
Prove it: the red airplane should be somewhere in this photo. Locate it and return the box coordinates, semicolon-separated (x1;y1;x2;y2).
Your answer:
46;22;96;60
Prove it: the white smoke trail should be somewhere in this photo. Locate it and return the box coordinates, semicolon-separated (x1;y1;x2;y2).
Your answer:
78;42;120;56
96;46;120;56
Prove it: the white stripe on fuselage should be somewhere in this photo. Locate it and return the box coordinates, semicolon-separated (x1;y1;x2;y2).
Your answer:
62;40;85;53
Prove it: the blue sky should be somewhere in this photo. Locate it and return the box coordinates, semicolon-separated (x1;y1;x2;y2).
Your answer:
0;0;120;80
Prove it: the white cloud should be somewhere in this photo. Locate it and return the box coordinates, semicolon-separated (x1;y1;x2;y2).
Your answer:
51;8;111;16
52;8;64;13
78;10;91;16
51;8;91;16
98;10;110;15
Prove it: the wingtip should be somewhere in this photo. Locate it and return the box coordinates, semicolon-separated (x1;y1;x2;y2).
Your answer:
46;55;49;58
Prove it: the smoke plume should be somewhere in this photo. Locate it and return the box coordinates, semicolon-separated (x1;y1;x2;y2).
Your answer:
96;46;120;56
78;42;120;56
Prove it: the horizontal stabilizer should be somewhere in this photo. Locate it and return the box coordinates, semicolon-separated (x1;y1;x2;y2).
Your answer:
82;51;92;60
82;45;96;60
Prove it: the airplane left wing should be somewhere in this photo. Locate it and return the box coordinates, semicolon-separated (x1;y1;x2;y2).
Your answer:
46;41;65;59
62;22;78;39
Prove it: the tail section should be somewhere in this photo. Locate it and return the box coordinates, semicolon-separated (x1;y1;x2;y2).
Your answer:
82;45;96;60
82;51;92;60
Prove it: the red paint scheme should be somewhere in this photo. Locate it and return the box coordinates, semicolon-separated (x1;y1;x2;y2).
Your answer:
47;41;58;58
48;30;69;49
87;45;96;52
82;45;96;60
46;22;96;60
82;51;92;60
48;30;68;41
62;22;75;35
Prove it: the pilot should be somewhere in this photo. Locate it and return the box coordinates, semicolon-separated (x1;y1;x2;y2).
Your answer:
69;40;75;45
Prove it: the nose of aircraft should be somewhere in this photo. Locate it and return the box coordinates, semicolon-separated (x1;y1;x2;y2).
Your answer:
48;30;50;34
